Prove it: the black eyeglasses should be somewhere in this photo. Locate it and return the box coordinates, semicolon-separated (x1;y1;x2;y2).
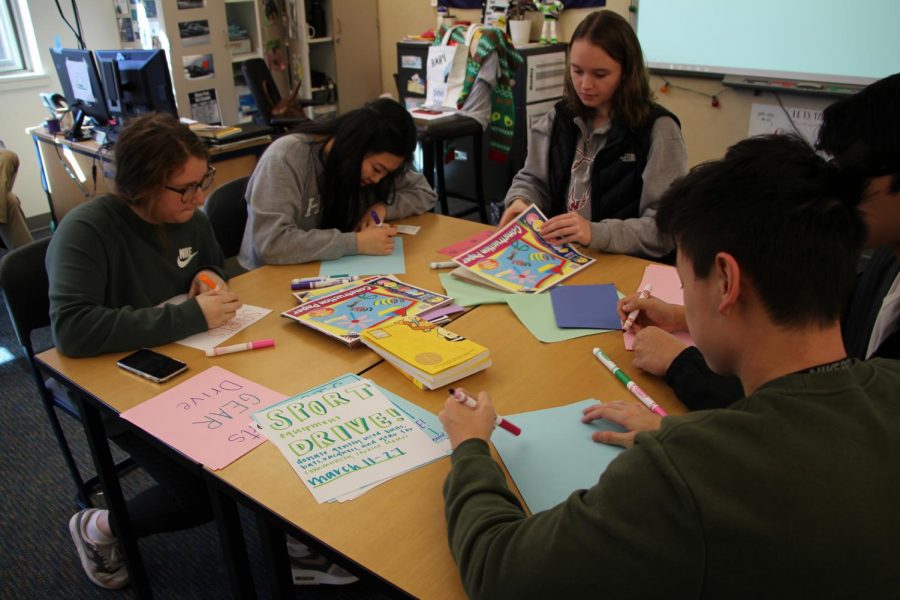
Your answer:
165;166;216;203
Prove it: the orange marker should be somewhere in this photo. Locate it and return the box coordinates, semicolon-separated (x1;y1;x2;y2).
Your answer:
198;273;219;291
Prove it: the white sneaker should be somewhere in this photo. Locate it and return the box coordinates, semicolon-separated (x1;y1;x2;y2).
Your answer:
68;509;129;590
286;538;359;586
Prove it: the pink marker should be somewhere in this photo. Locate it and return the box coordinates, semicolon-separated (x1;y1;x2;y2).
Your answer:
622;284;653;331
206;339;275;357
449;388;521;436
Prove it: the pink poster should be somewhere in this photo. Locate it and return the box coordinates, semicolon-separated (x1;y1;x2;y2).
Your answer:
121;366;286;470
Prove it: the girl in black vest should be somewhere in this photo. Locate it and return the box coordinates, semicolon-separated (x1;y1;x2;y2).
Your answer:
499;10;687;258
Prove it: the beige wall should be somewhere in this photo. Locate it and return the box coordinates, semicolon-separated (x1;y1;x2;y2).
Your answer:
375;0;834;168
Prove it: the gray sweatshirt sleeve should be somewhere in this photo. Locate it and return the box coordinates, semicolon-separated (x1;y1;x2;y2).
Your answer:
384;168;437;220
588;116;686;257
503;109;556;212
239;135;357;269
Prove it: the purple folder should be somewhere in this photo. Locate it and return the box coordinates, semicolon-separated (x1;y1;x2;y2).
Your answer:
549;284;622;330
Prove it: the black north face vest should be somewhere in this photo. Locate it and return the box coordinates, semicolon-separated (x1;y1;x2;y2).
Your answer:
547;101;680;221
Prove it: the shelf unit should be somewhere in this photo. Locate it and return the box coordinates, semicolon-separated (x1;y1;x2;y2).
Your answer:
287;0;382;119
125;0;286;125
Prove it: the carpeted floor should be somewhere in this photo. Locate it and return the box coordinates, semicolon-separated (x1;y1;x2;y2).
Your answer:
0;240;396;599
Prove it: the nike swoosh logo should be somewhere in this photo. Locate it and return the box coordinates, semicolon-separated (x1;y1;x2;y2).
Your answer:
177;251;199;268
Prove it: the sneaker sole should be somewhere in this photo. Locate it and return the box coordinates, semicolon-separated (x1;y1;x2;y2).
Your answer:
291;568;359;586
68;512;129;590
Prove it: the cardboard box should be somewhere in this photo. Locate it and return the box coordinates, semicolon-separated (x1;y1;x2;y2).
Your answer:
229;38;252;56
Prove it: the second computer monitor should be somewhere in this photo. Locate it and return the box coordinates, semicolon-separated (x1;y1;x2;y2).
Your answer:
95;49;178;120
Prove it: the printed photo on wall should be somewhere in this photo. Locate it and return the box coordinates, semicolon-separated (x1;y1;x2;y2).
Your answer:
188;88;222;125
117;18;134;43
177;0;205;8
178;19;210;46
183;53;214;80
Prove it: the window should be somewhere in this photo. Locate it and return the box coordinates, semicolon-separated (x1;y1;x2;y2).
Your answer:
0;0;41;79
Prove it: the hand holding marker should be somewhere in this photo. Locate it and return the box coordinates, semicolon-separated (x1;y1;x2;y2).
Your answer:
592;348;667;416
622;284;653;331
449;388;521;436
198;272;219;291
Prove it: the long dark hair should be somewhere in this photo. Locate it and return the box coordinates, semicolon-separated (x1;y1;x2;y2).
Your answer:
564;10;654;128
292;98;417;232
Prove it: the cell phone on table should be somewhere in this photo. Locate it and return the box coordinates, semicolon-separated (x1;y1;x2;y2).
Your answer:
117;349;188;383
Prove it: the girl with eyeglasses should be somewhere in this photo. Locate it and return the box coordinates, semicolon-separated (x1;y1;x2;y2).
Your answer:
47;113;241;589
238;97;436;269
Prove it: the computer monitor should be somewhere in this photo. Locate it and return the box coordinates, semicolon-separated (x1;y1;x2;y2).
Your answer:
49;48;110;141
95;49;178;121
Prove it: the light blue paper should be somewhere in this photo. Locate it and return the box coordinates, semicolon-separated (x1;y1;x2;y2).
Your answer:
438;272;510;307
492;399;625;514
319;238;405;277
506;289;624;343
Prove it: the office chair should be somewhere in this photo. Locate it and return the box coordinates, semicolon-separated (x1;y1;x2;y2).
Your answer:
0;238;132;509
204;177;250;277
241;58;319;130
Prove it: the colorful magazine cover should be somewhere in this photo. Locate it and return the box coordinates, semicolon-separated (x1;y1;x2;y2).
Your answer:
281;276;452;346
451;204;595;293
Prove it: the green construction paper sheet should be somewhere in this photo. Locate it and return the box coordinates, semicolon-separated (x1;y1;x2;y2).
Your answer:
492;399;625;515
438;272;510;307
506;290;623;343
319;238;405;277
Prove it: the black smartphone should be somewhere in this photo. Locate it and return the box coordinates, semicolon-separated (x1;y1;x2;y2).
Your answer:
117;349;188;383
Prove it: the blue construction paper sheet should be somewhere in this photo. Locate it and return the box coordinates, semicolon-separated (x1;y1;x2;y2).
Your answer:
319;238;405;277
550;284;622;330
492;399;625;514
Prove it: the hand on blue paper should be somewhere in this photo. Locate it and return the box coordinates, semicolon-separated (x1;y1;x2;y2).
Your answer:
356;224;397;255
632;327;688;376
439;389;496;449
581;400;662;449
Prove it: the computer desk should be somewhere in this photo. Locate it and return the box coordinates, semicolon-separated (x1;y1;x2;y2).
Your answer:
27;126;270;228
36;212;684;598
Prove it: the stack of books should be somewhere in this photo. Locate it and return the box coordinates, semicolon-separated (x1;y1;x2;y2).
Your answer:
360;315;490;390
281;276;452;346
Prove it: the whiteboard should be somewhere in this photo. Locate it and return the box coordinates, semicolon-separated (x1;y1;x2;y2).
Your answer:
635;0;899;86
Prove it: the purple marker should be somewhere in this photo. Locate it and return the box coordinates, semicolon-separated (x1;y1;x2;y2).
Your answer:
370;210;383;227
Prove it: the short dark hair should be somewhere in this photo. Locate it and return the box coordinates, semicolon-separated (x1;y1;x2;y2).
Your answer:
817;73;900;193
292;97;418;232
656;135;865;327
114;113;209;207
564;10;654;128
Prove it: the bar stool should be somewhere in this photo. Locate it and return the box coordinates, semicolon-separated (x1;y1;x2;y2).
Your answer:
416;114;488;223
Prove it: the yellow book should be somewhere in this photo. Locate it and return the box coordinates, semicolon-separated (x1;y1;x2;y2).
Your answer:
360;316;490;389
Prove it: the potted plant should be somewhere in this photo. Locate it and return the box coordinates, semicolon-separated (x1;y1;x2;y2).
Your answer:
507;0;534;46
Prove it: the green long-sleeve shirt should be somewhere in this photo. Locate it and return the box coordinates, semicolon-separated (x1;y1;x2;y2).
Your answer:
444;359;900;599
47;195;225;357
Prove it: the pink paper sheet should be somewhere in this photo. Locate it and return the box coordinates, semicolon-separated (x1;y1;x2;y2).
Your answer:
623;264;694;350
121;366;286;470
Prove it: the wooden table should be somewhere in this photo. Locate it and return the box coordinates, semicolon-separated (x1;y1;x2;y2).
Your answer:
37;213;683;599
28;126;270;228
